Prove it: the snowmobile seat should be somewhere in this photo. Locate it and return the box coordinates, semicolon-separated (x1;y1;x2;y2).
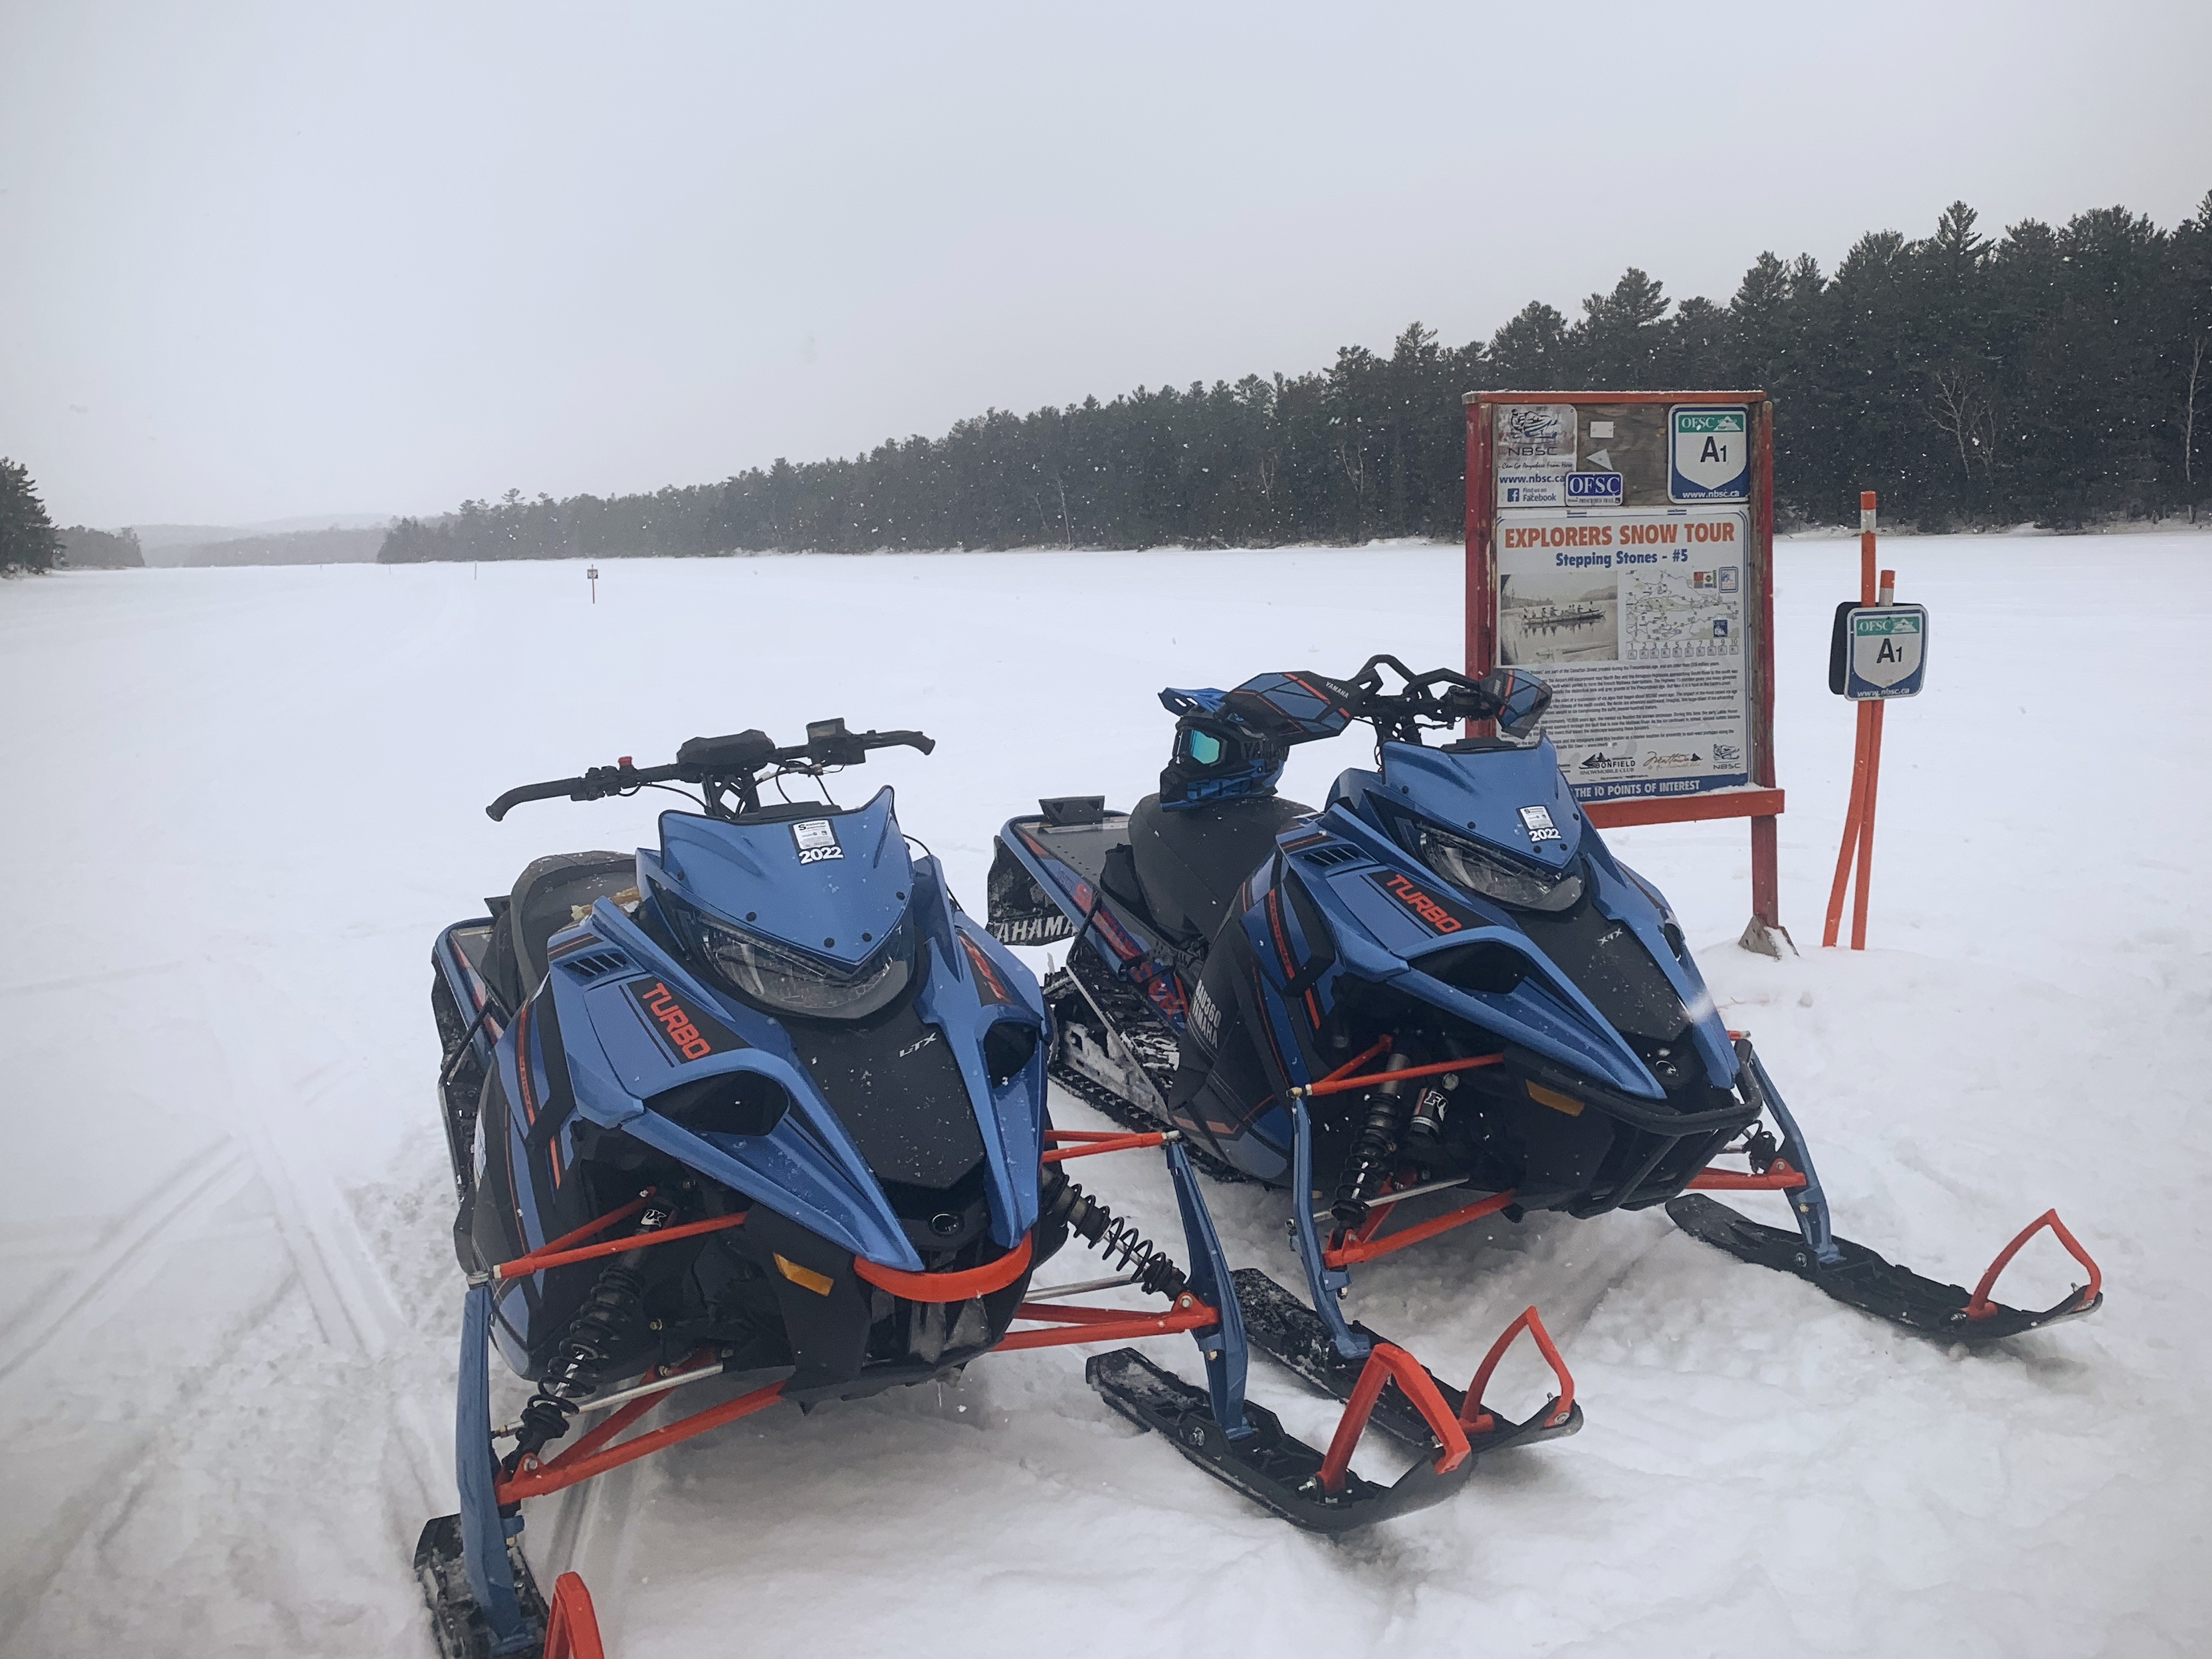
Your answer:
1128;791;1313;948
481;851;639;1012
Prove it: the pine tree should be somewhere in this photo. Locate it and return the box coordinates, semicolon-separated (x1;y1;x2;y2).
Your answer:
0;459;62;575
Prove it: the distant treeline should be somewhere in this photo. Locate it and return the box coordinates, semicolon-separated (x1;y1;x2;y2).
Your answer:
60;526;144;568
382;196;2212;563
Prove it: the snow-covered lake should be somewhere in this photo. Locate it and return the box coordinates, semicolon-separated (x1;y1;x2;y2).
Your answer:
3;533;2207;1656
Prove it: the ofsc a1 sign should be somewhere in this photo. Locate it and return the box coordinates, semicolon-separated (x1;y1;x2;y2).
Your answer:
1826;603;1929;700
1670;406;1749;502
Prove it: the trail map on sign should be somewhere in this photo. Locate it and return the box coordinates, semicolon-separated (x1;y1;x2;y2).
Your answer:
1495;506;1751;801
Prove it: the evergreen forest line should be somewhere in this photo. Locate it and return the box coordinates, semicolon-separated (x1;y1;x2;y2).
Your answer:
380;197;2212;564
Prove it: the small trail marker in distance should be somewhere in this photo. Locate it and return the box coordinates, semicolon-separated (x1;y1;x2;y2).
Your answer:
587;565;599;604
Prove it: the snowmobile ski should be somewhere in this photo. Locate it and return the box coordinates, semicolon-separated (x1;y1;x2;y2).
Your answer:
1087;1343;1474;1533
1668;1194;2104;1342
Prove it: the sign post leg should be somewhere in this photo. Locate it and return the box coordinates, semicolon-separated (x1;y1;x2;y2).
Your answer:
1850;701;1886;950
1823;706;1872;947
1824;494;1883;948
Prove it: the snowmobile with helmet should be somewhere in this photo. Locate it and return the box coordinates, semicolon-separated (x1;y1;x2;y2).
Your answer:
984;656;2103;1408
415;715;1569;1659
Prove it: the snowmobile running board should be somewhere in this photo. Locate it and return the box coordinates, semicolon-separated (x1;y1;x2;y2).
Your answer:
424;1133;1529;1655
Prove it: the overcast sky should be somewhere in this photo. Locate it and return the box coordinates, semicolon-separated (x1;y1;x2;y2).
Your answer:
4;0;2209;529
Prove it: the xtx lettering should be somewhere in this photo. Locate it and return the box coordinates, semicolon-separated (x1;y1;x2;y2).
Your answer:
1383;873;1464;935
639;981;715;1061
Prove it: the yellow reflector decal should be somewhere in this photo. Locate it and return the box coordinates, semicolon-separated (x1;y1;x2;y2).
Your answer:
774;1254;835;1295
1527;1082;1585;1117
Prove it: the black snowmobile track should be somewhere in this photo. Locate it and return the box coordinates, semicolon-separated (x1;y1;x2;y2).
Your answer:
1086;1349;1471;1532
1668;1194;2104;1342
1042;964;1250;1184
415;1514;548;1659
1232;1269;1583;1454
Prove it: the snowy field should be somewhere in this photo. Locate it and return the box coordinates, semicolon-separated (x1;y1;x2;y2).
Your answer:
3;533;2208;1658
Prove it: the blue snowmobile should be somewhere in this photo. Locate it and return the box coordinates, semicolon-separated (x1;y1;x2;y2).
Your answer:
417;717;1539;1659
986;657;2104;1401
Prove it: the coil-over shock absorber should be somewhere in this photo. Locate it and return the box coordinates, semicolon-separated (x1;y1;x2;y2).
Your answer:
502;1196;674;1472
1038;1166;1189;1298
1333;1051;1414;1226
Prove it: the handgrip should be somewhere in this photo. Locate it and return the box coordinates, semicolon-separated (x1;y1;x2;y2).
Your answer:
863;728;936;756
485;776;588;822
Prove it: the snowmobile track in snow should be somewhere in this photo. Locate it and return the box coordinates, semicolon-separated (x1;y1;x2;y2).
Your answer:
0;1141;257;1384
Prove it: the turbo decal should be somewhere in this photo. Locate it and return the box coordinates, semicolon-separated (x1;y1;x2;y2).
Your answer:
625;978;744;1063
960;935;1015;1006
1369;869;1476;936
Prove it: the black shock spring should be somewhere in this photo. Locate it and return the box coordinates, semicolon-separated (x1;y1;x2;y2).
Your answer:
503;1200;671;1471
1039;1167;1189;1299
1333;1052;1414;1226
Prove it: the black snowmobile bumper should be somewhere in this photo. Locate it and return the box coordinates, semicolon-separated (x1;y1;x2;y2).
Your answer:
1668;1194;2104;1341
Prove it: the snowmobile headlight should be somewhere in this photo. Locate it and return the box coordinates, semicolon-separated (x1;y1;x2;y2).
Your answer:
665;894;913;1021
1416;825;1584;913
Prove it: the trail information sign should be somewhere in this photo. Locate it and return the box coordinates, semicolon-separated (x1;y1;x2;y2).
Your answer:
1828;604;1928;700
1669;406;1750;502
1466;389;1784;946
1495;505;1751;798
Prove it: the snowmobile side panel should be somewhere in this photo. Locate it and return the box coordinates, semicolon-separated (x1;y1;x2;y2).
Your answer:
992;813;1192;1035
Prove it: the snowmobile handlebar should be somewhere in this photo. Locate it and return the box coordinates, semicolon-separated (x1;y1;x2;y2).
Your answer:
485;719;935;821
1338;655;1551;745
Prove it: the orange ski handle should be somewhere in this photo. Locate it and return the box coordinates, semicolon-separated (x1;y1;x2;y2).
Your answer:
1462;1306;1575;1435
1965;1209;2103;1321
1317;1341;1471;1493
544;1572;607;1659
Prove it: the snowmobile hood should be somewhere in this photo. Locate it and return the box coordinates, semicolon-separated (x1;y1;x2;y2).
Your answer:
645;788;913;970
1371;738;1583;869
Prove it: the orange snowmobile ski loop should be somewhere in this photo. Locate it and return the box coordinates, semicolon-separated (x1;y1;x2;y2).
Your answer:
1966;1208;2102;1321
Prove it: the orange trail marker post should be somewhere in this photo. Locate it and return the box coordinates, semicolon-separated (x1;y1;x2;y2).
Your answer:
1823;493;1880;946
1824;508;1928;948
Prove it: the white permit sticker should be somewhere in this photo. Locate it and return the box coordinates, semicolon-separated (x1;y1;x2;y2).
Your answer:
792;819;843;864
1518;805;1563;843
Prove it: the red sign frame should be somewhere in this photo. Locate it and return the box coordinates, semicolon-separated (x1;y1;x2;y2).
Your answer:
1464;389;1785;948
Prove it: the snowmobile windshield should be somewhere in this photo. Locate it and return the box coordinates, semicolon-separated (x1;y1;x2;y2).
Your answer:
663;892;915;1021
1414;823;1584;913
